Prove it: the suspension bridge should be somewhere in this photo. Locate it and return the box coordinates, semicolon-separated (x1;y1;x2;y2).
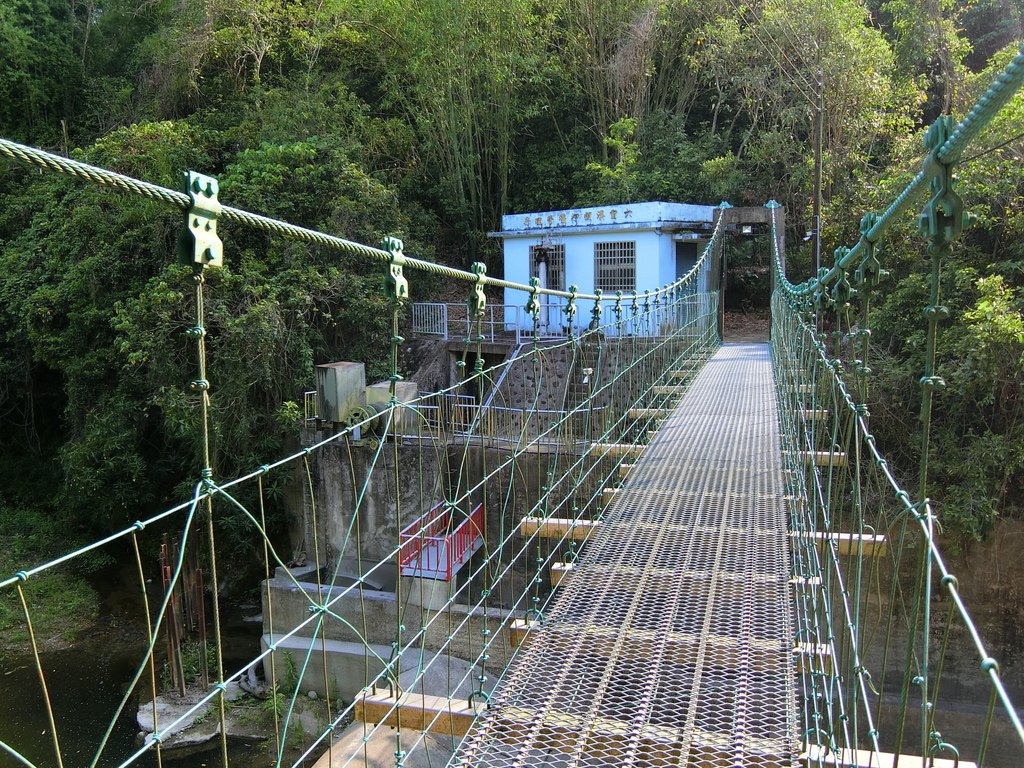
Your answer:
1;43;1024;768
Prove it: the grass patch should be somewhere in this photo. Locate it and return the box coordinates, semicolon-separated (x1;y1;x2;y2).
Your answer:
0;503;102;655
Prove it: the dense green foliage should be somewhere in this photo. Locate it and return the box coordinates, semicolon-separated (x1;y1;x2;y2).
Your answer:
0;0;1021;562
832;46;1024;542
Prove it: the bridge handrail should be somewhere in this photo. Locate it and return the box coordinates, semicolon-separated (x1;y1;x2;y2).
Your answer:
782;303;1024;745
0;290;704;591
0;295;714;756
398;502;485;578
0;137;726;304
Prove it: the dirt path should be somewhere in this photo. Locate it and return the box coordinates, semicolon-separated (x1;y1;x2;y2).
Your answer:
723;309;770;343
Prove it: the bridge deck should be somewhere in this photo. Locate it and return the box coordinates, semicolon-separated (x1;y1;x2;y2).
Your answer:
454;343;799;767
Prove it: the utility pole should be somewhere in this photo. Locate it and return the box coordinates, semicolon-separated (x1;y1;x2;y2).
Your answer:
811;59;824;277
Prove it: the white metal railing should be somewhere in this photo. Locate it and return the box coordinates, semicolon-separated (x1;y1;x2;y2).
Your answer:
397;390;596;449
475;405;595;448
411;294;713;342
410;302;448;337
410;303;566;343
415;392;478;435
303;390;317;421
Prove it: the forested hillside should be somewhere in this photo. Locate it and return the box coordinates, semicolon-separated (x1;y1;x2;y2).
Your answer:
0;0;1022;558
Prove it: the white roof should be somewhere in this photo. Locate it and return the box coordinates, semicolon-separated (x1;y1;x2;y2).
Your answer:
492;201;716;237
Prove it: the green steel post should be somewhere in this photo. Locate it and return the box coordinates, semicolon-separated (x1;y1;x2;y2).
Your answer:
180;170;229;768
382;237;409;404
914;114;974;762
830;247;854;361
853;212;885;405
469;264;488;403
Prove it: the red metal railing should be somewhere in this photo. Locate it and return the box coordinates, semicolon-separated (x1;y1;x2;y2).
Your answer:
399;502;485;581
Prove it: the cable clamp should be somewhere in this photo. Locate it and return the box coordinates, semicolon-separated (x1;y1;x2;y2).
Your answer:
590;289;603;330
179;171;222;269
525;276;541;319
470;262;487;318
381;237;409;305
919;116;975;242
564;284;579;326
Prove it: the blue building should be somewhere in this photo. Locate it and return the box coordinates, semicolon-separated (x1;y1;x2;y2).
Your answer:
490;201;718;333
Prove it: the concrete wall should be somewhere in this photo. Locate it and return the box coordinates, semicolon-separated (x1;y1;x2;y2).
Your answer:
262;574;518;700
399;337;452;394
299;436;444;568
295;429;597;616
487;340;574;413
260;635;491;703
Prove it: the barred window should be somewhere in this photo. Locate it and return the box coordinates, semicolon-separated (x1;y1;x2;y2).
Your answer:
529;244;565;292
594;241;636;293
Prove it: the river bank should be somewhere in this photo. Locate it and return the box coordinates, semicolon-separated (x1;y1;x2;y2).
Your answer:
0;585;271;768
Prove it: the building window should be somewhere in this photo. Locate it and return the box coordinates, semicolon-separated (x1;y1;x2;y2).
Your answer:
594;241;636;292
529;244;565;292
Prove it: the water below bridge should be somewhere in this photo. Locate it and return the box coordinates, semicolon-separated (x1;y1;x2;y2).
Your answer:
0;599;264;768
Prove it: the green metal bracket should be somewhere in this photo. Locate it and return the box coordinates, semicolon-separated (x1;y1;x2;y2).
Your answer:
179;171;222;269
831;249;854;306
525;276;541;321
923;304;950;325
470;262;487;318
832;272;854;307
565;285;578;327
813;268;832;312
919;116;975;242
381;237;409;305
614;291;623;324
854;213;887;289
590;289;603;329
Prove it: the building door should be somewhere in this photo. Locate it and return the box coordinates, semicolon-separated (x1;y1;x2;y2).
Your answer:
675;241;699;287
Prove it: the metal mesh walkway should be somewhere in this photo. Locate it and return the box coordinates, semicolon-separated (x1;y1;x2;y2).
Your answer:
454;343;799;767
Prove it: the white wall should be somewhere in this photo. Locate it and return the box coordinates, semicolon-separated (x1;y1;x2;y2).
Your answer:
502;238;532;329
503;229;679;330
656;234;676;293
